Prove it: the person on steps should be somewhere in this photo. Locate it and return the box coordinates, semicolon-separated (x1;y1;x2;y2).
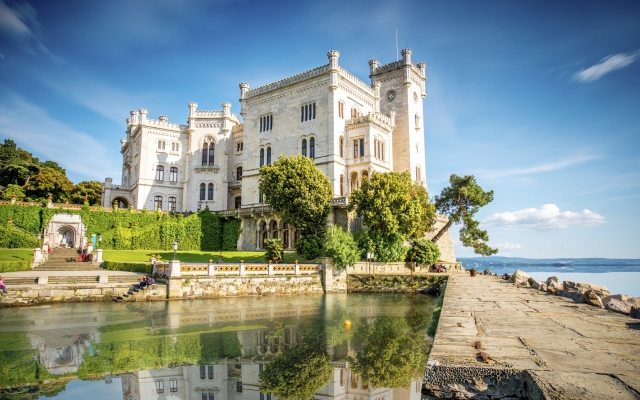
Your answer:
0;277;7;294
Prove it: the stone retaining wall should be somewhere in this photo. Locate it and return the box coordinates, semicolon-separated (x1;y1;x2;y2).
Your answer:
0;284;136;306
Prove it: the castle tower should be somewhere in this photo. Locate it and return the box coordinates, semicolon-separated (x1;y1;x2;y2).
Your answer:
370;48;427;186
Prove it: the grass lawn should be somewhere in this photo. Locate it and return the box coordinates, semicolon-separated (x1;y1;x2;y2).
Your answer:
0;337;31;351
102;250;314;263
0;249;33;262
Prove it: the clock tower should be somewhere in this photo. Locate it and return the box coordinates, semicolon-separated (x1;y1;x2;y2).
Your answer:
369;49;427;185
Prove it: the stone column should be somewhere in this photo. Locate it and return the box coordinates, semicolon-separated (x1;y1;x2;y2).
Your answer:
239;261;245;277
321;257;333;293
33;248;43;265
268;263;274;276
294;261;300;276
168;260;181;277
95;249;103;263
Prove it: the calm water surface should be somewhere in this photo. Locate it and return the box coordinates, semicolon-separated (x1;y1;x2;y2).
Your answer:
0;294;437;400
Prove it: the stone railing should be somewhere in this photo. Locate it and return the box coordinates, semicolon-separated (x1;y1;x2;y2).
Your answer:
154;262;320;278
346;113;393;131
338;67;374;94
331;196;349;207
246;65;331;98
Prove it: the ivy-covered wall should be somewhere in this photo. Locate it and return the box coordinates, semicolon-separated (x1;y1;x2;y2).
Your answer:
0;205;241;251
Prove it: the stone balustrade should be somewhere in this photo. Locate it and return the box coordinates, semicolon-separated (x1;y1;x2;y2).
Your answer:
153;261;320;278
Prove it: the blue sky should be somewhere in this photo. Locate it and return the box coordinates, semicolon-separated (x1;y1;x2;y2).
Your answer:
0;0;638;258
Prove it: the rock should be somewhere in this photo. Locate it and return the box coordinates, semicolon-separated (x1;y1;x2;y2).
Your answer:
563;281;610;298
547;285;557;295
564;290;584;303
502;273;511;280
583;289;604;308
630;306;640;319
482;269;492;275
511;270;531;286
540;283;548;292
546;276;559;285
606;299;632;315
628;297;640;307
602;294;631;305
528;278;543;290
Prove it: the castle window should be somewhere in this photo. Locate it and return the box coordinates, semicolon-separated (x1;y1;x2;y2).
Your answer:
309;138;315;159
200;183;206;201
236;382;242;393
236;142;243;152
208;143;215;166
338;101;345;119
170;167;178;182
208;183;214;201
202;143;208;166
158;140;166;150
170;379;178;393
155;165;164;181
260;148;264;167
301;102;316;122
260;114;273;132
200;365;206;380
267;147;272;165
235;196;241;209
156;381;165;394
236;166;242;180
339;136;344;158
301;139;307;157
171;142;179;152
340;174;344;196
351;108;361;119
362;170;369;182
169;197;177;212
351;172;358;191
359;138;364;157
374;139;385;161
208;365;214;379
154;196;162;210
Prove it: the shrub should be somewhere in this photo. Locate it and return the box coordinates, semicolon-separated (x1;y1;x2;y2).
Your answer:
323;226;359;270
355;230;408;262
102;261;152;274
407;238;441;266
295;235;322;260
0;224;39;248
264;238;284;262
0;260;31;272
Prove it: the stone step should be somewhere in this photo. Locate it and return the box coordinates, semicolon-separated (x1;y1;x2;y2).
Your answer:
4;277;38;286
35;266;101;271
47;276;99;284
108;276;141;284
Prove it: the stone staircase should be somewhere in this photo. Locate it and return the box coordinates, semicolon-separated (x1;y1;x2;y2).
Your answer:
116;283;166;302
34;248;102;271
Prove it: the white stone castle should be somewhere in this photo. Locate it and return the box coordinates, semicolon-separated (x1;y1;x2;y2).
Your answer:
102;49;456;261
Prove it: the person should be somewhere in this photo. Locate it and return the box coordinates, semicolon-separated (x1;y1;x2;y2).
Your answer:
138;275;148;290
0;277;7;294
146;276;155;287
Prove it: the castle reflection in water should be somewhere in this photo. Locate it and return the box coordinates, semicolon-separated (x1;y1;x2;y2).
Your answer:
0;294;436;400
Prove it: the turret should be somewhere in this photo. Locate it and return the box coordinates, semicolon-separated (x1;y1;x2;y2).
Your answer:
139;109;148;124
130;110;139;125
327;50;340;91
401;48;412;88
372;81;381;114
368;58;379;78
239;83;250;117
188;102;198;132
222;102;232;133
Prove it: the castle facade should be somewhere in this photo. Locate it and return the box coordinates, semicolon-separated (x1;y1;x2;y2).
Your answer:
102;49;456;261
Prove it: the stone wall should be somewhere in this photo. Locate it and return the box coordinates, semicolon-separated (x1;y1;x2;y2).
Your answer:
0;284;163;306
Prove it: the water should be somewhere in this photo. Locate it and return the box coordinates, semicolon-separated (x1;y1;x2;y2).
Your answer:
0;294;438;400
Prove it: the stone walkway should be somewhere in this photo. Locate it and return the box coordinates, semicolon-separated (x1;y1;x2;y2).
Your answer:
1;270;141;277
426;274;640;399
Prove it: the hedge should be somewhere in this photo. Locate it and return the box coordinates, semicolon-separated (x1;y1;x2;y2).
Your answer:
102;261;153;274
0;224;39;249
0;204;241;251
0;260;31;272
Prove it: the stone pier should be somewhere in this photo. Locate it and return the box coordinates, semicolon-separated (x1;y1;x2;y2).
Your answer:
426;274;640;399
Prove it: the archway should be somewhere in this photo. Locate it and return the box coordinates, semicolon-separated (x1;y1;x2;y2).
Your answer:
113;197;129;209
57;226;75;248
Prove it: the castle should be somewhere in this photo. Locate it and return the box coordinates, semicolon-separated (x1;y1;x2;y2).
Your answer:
102;49;456;261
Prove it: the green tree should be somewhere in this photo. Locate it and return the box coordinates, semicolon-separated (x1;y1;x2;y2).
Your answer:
24;167;74;202
264;238;284;262
1;184;26;201
40;160;66;175
350;316;428;389
323;226;359;269
0;139;20;165
259;155;333;260
350;171;435;239
354;230;408;263
70;180;102;205
259;342;333;400
407;238;440;265
432;174;497;256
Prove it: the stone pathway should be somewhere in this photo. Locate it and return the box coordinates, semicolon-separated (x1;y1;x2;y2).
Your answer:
426;274;640;399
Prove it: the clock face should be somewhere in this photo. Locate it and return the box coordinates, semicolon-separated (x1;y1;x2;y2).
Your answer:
386;91;396;101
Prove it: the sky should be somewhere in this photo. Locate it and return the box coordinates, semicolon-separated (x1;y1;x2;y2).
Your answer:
0;0;638;259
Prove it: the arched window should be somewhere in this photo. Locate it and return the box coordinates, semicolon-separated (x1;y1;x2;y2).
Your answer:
202;143;208;166
236;166;242;180
338;101;345;119
169;197;177;212
155;165;164;181
339;136;344;158
309;138;315;159
313;103;316;119
235;196;241;209
154;195;162;210
260;148;264;167
271;221;278;239
283;230;289;248
200;183;206;201
351;172;358;191
304;104;308;121
340;174;344;196
208;142;215;166
362;170;369;182
170;167;178;182
300;106;304;122
267;147;271;165
208;183;214;200
301;139;307;157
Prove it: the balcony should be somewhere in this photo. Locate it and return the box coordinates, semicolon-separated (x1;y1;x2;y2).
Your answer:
195;165;220;173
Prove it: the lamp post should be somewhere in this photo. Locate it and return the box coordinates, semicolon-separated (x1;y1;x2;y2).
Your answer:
37;233;42;243
98;235;102;249
197;202;202;212
173;240;178;260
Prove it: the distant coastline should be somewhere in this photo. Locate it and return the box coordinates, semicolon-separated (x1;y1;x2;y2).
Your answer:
459;257;640;271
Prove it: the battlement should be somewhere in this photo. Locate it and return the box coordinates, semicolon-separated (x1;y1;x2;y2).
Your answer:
245;64;331;99
345;112;394;132
338;67;374;94
144;117;188;132
193;110;241;123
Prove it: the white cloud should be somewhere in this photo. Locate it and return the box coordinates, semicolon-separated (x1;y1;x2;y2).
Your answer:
476;154;599;180
0;90;120;181
574;51;639;83
495;242;522;250
484;204;606;231
0;0;59;60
